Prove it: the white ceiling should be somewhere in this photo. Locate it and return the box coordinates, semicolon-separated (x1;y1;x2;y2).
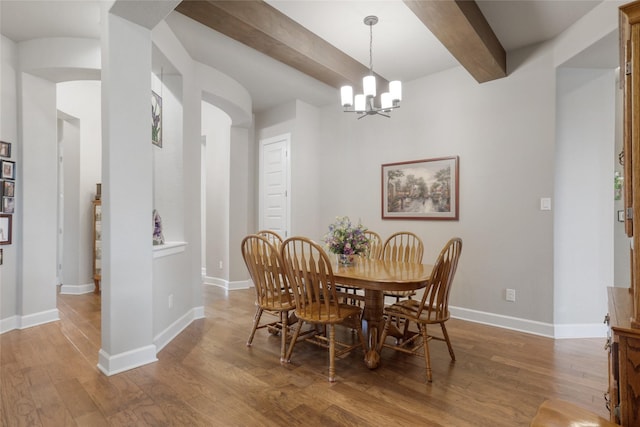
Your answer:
1;0;613;113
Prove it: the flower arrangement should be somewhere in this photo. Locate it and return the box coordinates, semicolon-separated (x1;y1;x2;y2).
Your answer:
323;216;370;256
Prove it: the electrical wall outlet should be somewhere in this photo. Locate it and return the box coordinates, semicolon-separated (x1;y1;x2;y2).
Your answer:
219;260;223;269
505;288;516;302
168;294;173;308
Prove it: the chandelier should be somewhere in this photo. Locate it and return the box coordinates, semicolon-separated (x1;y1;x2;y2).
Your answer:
340;15;402;118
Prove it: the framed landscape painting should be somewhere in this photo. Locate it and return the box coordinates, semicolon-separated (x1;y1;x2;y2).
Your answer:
382;156;459;220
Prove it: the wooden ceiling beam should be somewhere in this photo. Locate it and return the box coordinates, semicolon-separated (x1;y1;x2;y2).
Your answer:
175;0;388;90
403;0;506;83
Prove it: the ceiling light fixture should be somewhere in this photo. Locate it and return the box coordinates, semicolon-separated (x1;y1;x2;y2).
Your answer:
340;15;402;118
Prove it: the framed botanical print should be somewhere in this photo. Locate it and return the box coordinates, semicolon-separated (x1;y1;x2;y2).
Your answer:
152;90;162;148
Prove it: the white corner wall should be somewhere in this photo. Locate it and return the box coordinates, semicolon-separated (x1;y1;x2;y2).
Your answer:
57;80;102;292
555;67;616;329
0;35;19;329
202;102;232;287
21;72;59;325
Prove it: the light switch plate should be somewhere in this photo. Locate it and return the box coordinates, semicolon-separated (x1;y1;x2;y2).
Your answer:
540;197;551;211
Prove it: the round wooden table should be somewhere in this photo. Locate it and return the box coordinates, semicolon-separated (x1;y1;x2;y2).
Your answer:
333;258;433;369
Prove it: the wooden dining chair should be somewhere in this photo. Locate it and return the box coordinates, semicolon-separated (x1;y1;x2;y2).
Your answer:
364;230;383;260
256;229;283;248
381;231;425;301
280;236;367;382
378;237;462;382
241;234;295;363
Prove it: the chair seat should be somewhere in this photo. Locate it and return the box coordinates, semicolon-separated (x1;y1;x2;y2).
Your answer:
256;291;296;311
295;304;362;324
385;299;448;323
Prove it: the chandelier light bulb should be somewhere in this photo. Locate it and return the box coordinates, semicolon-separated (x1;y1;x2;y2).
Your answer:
341;85;353;107
381;92;392;110
363;75;376;98
390;80;402;103
354;94;366;112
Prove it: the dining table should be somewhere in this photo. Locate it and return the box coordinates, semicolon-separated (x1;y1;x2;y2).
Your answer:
333;258;434;369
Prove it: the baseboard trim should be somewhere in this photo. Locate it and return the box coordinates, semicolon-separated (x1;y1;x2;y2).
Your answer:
154;306;205;352
0;309;60;334
0;316;17;334
203;276;251;290
60;283;95;295
449;306;607;339
97;345;158;376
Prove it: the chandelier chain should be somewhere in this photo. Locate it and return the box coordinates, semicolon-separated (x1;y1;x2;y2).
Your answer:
369;22;373;75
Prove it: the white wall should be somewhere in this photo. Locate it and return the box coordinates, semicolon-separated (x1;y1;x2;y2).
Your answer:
20;72;60;324
202;101;231;284
58;117;82;286
152;72;184;242
555;67;616;330
57;80;102;290
0;35;18;328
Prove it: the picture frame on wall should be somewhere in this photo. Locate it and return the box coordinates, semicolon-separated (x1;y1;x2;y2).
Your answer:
151;90;162;148
382;156;459;220
0;214;11;245
2;197;14;214
0;141;11;158
1;180;14;198
1;160;15;180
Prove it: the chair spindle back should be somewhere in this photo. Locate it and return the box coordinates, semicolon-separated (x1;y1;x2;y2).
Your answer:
381;231;424;263
280;237;343;321
241;234;292;309
416;237;462;321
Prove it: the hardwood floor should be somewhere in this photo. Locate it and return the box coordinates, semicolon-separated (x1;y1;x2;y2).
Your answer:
1;285;608;426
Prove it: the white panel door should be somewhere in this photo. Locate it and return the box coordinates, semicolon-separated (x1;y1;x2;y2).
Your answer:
259;134;290;237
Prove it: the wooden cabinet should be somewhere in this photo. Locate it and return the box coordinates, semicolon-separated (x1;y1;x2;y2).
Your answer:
608;3;640;426
607;287;640;425
621;0;640;327
92;199;101;293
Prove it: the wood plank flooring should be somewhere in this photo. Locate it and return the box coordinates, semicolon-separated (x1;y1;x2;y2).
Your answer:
1;285;609;426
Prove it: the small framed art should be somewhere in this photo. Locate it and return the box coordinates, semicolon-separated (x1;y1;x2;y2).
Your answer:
0;214;11;245
1;180;14;198
1;160;15;180
2;197;14;214
382;156;459;220
152;91;162;148
0;141;10;158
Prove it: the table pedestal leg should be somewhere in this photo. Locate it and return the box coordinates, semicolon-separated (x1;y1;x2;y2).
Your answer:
363;289;384;369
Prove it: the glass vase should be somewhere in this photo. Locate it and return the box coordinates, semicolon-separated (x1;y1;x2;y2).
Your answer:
338;253;357;266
